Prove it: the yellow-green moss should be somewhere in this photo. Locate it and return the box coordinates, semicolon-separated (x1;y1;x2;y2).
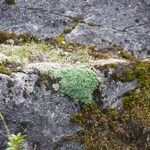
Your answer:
106;45;137;61
0;41;54;63
0;31;39;45
55;34;66;46
0;60;16;75
70;61;150;149
68;16;85;24
112;61;150;83
112;61;150;132
0;64;12;75
50;35;109;61
70;102;146;149
63;22;79;34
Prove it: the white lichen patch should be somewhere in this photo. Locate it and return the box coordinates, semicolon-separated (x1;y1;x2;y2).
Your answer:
89;58;128;66
0;53;8;63
0;42;50;64
24;62;84;74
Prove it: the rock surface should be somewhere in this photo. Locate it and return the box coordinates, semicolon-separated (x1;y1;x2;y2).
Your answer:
0;71;81;150
0;62;138;149
0;0;150;58
0;0;149;149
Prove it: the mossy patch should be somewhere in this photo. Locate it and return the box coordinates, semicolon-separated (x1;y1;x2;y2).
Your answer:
112;61;150;83
46;66;100;103
48;35;110;62
70;60;150;149
0;60;21;75
70;101;149;149
0;31;39;45
114;45;137;61
5;0;15;5
67;16;85;24
63;22;79;34
0;42;95;64
0;42;51;63
0;63;12;75
112;61;150;126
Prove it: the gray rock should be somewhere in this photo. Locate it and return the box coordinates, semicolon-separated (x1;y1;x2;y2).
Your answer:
58;140;85;150
0;0;148;149
0;66;138;149
0;0;149;58
101;79;137;108
96;68;137;108
0;72;82;150
0;1;73;39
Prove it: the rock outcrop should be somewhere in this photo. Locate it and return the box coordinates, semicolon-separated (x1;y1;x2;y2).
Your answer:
0;0;150;58
0;0;149;149
0;71;81;150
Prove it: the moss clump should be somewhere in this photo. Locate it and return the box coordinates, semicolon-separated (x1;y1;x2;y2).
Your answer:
0;42;50;63
112;61;150;120
50;66;100;104
0;64;12;75
70;61;150;149
55;34;66;45
0;31;39;45
0;42;92;63
68;16;85;24
112;65;135;82
7;133;27;150
48;36;109;61
0;31;10;44
0;60;22;75
112;61;150;84
5;0;15;5
71;101;149;149
63;22;79;34
121;62;150;127
105;45;137;61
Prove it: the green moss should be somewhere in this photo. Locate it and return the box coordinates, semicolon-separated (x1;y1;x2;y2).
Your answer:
112;61;150;126
106;45;137;61
0;64;12;75
7;133;27;150
122;62;150;127
120;50;136;61
55;34;67;46
0;31;10;44
0;42;50;63
63;22;79;34
0;41;99;64
50;66;100;104
70;102;144;149
70;61;150;149
112;61;150;83
68;16;85;24
0;31;39;45
112;66;135;82
50;35;110;62
5;0;15;5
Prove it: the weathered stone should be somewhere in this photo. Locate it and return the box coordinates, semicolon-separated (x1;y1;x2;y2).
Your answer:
0;0;149;149
0;0;149;58
0;72;81;150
